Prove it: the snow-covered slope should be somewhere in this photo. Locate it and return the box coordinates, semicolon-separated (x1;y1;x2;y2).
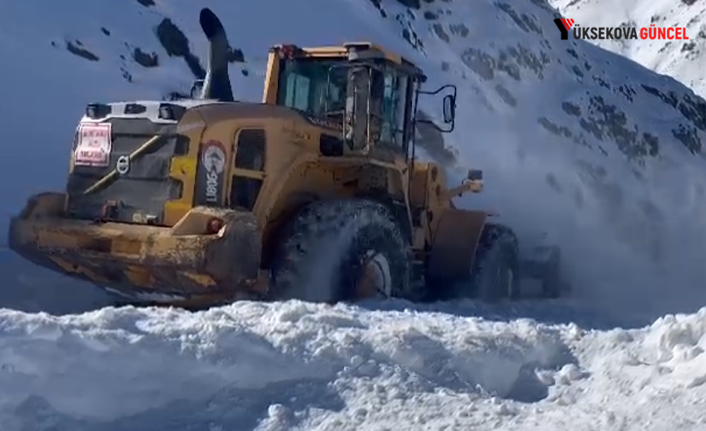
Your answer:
2;0;706;429
549;0;706;95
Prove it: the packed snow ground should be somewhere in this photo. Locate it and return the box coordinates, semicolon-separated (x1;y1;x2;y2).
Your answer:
1;301;706;430
2;0;706;429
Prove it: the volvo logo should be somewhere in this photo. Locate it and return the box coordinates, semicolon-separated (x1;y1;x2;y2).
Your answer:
116;155;130;175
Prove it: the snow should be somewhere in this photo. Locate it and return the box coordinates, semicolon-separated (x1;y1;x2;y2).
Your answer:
1;301;706;430
2;0;706;429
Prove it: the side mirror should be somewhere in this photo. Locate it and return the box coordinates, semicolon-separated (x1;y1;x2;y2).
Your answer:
415;83;457;133
442;94;456;124
467;169;482;181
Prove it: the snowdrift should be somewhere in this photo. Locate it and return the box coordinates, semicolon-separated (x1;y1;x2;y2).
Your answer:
1;301;705;430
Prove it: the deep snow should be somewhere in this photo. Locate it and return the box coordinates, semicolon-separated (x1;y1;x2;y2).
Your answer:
1;0;706;429
1;301;706;430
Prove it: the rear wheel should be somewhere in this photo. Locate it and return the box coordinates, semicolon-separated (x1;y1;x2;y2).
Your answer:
269;198;418;303
453;223;521;301
520;245;568;299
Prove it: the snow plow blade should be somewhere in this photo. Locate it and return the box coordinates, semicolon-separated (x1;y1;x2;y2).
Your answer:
519;244;571;299
7;192;266;307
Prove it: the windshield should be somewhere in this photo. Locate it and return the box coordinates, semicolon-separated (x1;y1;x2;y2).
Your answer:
276;58;349;118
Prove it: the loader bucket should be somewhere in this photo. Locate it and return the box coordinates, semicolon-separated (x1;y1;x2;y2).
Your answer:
8;192;267;307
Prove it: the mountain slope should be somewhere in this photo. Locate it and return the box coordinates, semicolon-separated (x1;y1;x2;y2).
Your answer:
1;0;706;429
549;0;706;95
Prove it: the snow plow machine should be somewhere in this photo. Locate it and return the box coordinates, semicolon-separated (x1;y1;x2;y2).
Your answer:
7;8;568;308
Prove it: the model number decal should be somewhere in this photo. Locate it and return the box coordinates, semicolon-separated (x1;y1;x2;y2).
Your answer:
196;140;226;205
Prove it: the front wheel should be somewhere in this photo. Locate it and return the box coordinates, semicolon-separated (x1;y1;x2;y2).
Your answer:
269;198;419;303
453;223;521;302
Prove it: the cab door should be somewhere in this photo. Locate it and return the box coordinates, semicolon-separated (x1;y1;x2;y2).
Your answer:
228;128;266;211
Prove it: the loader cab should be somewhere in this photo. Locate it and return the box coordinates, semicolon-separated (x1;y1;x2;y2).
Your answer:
264;43;456;160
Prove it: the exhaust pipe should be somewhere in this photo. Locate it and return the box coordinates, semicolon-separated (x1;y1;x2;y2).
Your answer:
198;8;234;102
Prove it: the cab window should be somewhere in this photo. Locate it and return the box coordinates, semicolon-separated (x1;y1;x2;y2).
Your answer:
277;58;348;118
229;129;265;211
377;68;408;151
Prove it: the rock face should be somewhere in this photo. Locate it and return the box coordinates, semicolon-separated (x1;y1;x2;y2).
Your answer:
375;0;706;164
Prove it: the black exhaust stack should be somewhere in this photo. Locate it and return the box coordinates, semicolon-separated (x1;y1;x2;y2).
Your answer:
198;8;234;102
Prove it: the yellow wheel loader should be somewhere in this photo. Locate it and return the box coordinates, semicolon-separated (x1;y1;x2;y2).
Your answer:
7;8;568;308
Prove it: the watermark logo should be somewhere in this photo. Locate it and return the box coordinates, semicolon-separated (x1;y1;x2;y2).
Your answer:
553;18;689;41
554;18;574;40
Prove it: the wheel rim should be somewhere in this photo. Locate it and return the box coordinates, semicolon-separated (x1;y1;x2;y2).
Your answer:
355;251;392;299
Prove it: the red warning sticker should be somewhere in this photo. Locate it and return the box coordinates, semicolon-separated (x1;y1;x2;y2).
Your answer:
74;122;112;167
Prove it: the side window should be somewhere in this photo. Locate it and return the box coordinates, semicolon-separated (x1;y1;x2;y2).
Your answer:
284;74;311;111
380;69;408;150
230;129;265;211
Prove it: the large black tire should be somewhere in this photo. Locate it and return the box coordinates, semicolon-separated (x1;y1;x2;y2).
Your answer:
454;223;521;302
269;198;417;303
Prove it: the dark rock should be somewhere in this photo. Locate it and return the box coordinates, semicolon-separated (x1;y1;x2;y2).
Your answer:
682;42;696;52
367;0;387;17
120;67;132;82
461;48;495;80
578;96;660;160
396;0;421;9
505;44;549;79
495;84;517;107
65;40;99;61
433;24;450;42
562;102;581;116
642;84;706;133
449;23;469;37
538;117;573;139
154;18;205;78
132;47;159;67
672;124;701;154
155;18;189;57
617;84;636;102
396;13;424;50
495;2;543;35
